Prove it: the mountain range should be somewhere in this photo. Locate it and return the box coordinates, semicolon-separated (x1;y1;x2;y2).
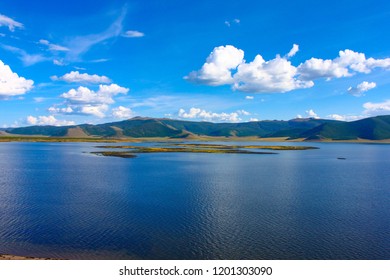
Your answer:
3;115;390;141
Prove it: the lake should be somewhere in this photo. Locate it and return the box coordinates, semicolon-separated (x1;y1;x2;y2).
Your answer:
0;142;389;259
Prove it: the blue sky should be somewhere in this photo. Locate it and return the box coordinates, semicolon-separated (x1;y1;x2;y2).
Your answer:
1;0;390;127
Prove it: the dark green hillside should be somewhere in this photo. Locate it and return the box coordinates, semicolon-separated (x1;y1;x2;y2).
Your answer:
300;115;390;140
4;115;390;140
80;124;117;137
5;125;71;136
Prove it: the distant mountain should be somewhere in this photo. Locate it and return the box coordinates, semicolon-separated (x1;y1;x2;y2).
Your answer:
4;115;390;141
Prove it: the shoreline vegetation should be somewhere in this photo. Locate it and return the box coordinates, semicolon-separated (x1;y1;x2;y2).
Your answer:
90;143;319;158
0;254;57;260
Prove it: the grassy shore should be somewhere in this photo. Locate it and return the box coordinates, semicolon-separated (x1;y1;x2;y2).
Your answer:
170;143;319;150
91;146;277;158
0;254;55;260
91;143;320;158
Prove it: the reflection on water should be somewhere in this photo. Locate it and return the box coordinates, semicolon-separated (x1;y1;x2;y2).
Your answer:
0;142;389;259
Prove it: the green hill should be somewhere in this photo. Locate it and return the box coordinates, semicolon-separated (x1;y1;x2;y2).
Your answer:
300;115;390;140
4;115;390;140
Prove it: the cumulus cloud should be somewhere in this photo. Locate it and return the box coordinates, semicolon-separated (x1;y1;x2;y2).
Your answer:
186;44;312;93
186;45;390;94
305;109;320;119
0;60;34;97
327;98;390;121
51;71;112;84
363;100;390;115
233;53;313;93
51;84;129;118
347;81;376;97
249;118;259;122
60;84;128;104
49;104;108;118
112;106;133;119
122;30;144;38
178;107;250;122
78;104;109;118
297;57;351;81
326;114;365;121
245;96;254;100
48;106;74;114
298;49;390;81
39;39;69;52
0;14;23;32
185;45;244;86
26;115;75;126
61;86;114;104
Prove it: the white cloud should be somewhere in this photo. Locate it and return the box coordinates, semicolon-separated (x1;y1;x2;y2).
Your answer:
363;100;390;115
122;30;145;38
61;84;128;105
347;81;376;97
79;104;109;118
233;54;313;93
39;39;69;52
48;106;74;114
236;109;250;116
185;45;244;86
225;19;240;27
326;114;365;121
186;45;390;94
1;44;48;66
53;59;66;66
89;58;110;63
298;49;390;81
286;44;299;58
51;71;111;84
26;115;75;126
327;98;390;121
112;106;133;119
297;57;351;81
49;104;108;118
296;110;321;119
0;60;34;97
98;84;129;95
306;109;320;119
186;44;312;93
249;118;259;122
61;86;113;104
0;14;23;32
64;10;126;62
34;97;46;103
51;84;129;118
245;96;254;100
178;107;250;122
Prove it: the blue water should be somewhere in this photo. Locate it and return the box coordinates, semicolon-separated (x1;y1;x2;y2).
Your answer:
0;142;389;259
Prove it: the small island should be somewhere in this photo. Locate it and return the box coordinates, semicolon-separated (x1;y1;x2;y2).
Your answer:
91;143;318;158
